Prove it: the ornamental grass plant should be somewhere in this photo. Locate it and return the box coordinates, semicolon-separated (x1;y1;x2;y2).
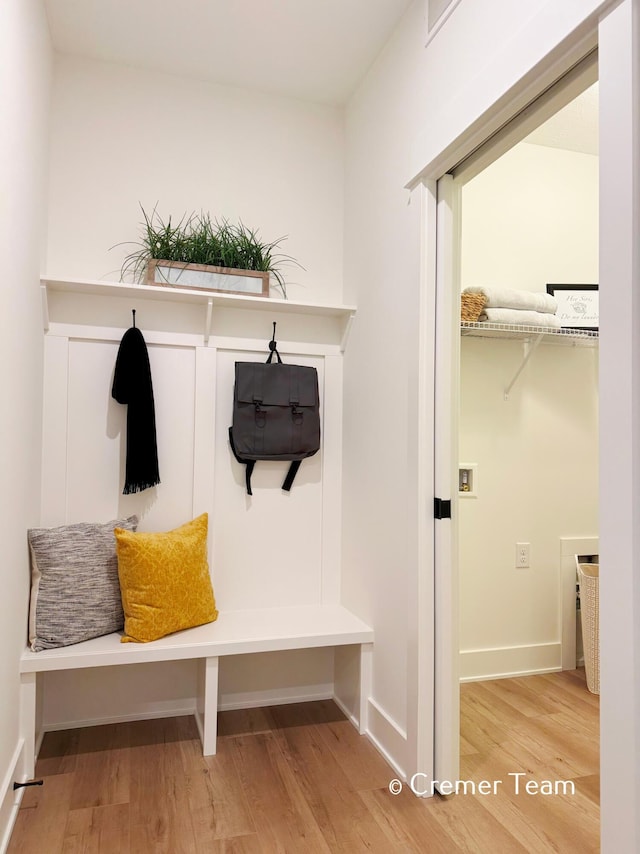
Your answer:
119;206;300;298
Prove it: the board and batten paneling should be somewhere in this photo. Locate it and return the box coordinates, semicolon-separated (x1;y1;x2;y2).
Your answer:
212;349;324;611
68;340;197;530
38;286;347;728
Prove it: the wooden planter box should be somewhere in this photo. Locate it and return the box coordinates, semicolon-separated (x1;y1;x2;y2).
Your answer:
146;259;270;297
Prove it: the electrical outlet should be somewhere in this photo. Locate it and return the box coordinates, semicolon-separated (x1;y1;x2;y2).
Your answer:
516;542;530;568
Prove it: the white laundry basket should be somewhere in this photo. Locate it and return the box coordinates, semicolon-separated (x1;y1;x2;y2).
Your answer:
576;558;600;695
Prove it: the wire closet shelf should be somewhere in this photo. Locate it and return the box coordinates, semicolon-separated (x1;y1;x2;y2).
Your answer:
461;321;599;345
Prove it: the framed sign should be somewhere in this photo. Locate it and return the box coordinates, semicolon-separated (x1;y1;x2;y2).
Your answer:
546;284;599;331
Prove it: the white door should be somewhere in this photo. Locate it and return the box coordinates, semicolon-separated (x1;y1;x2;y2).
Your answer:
433;173;460;788
410;176;460;792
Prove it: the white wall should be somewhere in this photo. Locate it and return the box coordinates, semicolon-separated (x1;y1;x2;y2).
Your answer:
459;339;598;674
342;1;427;775
461;143;599;292
458;142;599;679
410;0;607;181
597;7;640;851
0;0;51;848
45;55;345;304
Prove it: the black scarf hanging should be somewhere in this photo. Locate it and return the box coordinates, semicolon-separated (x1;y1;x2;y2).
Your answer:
112;318;160;494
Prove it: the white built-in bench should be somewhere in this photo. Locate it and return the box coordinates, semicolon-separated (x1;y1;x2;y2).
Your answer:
20;604;373;778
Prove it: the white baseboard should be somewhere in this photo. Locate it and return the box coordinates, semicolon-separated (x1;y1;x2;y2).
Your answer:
333;691;408;782
365;697;407;781
460;642;562;682
40;685;337;732
0;740;26;854
218;685;333;712
42;703;197;732
332;692;359;729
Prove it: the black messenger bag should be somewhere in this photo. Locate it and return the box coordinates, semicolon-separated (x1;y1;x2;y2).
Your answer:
229;325;320;495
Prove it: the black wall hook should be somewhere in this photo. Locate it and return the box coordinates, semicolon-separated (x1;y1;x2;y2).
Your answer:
266;321;282;363
13;780;43;790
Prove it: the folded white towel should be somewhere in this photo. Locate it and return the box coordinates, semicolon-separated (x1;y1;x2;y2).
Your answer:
479;308;562;328
464;286;557;314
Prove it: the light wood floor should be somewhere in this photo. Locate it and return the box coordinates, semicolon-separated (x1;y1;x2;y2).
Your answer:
8;669;599;853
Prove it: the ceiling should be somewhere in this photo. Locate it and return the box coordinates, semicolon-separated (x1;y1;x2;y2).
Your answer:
525;83;599;156
43;0;414;105
43;2;598;148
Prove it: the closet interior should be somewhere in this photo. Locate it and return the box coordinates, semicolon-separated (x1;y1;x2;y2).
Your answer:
457;83;599;687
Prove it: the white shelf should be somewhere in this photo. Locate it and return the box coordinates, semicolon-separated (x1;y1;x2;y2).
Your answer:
42;276;355;317
461;320;598;345
21;605;373;673
41;276;357;350
460;321;598;399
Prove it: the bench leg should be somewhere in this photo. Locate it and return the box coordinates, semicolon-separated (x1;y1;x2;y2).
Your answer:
19;673;38;780
359;643;373;734
195;656;219;756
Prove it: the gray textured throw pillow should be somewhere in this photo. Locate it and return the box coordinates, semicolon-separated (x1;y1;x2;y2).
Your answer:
28;516;138;652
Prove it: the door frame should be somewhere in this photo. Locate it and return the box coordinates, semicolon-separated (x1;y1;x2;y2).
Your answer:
411;2;640;849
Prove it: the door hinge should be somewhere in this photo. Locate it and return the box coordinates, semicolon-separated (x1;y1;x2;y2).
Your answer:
434;498;451;520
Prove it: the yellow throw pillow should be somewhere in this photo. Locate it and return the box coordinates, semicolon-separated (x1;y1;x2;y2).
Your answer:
114;513;218;643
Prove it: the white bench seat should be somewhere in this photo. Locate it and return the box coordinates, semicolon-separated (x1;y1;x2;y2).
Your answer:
20;604;373;777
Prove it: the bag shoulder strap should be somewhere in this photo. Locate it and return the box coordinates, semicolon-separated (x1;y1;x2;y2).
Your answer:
282;460;301;492
228;427;255;495
244;460;256;495
229;428;302;495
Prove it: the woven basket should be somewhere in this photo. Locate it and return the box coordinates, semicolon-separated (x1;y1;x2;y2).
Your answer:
461;292;486;322
577;560;600;694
